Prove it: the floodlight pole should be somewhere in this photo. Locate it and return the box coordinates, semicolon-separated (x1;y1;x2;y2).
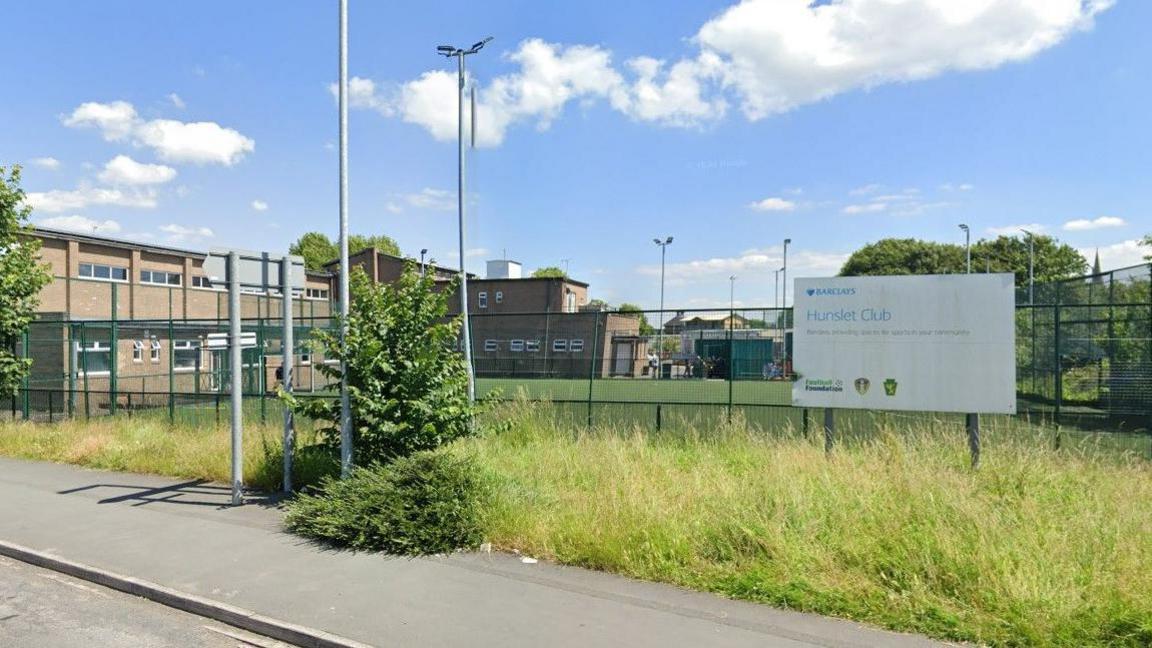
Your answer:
1021;229;1036;306
228;252;243;505
337;0;353;476
654;236;673;377
782;238;791;307
281;256;294;493
439;37;492;404
420;248;428;278
959;224;971;273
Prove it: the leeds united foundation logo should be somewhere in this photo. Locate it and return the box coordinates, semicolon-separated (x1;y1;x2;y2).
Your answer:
854;378;870;395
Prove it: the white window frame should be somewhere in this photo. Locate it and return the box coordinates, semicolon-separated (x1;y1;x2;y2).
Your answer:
140;269;182;286
132;340;144;363
495;291;503;304
525;340;540;353
305;288;330;300
76;341;112;375
172;340;199;372
478;291;488;309
569;339;585;353
150;339;161;363
552;339;568;353
191;275;215;289
484;339;498;352
566;292;576;313
78;262;128;283
509;339;525;352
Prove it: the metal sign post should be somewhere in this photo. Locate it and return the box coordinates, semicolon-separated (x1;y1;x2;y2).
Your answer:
228;252;244;506
281;257;295;493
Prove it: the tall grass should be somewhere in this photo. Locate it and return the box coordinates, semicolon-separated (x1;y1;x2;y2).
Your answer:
462;402;1152;647
0;417;335;491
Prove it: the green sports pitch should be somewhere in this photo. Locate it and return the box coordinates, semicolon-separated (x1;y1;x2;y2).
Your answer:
476;377;794;406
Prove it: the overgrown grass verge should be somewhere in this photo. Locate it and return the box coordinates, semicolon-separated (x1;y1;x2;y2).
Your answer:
461;402;1152;647
0;417;336;491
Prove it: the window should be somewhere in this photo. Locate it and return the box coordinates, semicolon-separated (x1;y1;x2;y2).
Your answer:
78;262;128;282
150;339;161;363
305;288;329;300
525;340;540;352
566;291;576;313
192;276;214;289
484;339;498;352
132;340;144;363
510;339;525;352
495;291;503;304
140;269;182;286
300;353;312;366
569;339;585;353
173;340;199;371
478;291;488;309
76;341;111;375
552;339;568;353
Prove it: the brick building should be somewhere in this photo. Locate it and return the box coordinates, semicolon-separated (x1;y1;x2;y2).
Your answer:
26;227;336;408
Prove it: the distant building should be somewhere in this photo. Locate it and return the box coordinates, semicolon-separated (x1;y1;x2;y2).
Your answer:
662;312;748;334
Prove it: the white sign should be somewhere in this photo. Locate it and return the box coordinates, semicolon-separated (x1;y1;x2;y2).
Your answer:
205;332;258;350
791;274;1016;414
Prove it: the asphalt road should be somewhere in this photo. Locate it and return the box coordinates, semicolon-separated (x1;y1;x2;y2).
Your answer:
0;557;285;648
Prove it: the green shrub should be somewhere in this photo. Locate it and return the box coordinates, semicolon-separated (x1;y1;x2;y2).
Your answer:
284;451;487;555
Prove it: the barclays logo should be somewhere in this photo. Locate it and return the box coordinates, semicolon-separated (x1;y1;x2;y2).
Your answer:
805;287;857;297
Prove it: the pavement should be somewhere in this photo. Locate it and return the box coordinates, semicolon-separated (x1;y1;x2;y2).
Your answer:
0;556;289;647
0;457;952;647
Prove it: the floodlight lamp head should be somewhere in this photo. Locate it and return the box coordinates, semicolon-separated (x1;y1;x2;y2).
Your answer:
437;45;456;56
665;236;674;244
784;238;791;245
959;223;969;232
420;248;428;254
653;238;662;245
470;36;494;52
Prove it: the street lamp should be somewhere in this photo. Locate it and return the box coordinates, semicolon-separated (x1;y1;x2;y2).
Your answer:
419;248;428;278
958;224;971;274
654;236;673;377
729;275;736;311
781;238;791;308
1020;228;1035;305
438;36;493;405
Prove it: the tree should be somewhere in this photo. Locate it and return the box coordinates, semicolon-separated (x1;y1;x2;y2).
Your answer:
0;166;50;397
617;303;655;335
531;266;567;279
839;238;966;277
288;265;473;462
1142;234;1151;261
290;231;401;271
973;235;1087;285
839;235;1087;286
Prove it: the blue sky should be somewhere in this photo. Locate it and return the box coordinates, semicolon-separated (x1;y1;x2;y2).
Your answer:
2;0;1149;308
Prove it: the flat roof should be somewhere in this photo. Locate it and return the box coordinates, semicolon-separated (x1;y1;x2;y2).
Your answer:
34;226;207;259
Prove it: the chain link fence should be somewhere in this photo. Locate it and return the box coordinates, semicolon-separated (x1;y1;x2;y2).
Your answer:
5;265;1151;456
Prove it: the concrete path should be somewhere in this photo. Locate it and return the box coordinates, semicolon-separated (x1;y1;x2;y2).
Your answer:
0;457;951;648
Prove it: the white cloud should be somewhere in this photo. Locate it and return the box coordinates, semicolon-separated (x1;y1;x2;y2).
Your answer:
37;215;122;234
849;183;883;196
63;100;254;165
748;197;796;212
25;186;157;213
843;202;888;214
29;157;61;170
1063;216;1125;231
97;155;177;185
349;1;1111;143
466;248;490;258
384;201;403;214
637;245;848;281
697;0;1113;120
941;182;975;191
159;224;214;243
251;199;268;211
986;223;1047;236
402;187;455;211
167;93;186;109
1078;239;1149;271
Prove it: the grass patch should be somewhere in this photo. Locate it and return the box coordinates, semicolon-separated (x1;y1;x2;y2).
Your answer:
0;416;336;491
461;402;1152;647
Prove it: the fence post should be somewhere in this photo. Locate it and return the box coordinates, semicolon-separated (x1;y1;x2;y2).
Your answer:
727;306;734;423
966;413;980;469
80;322;90;420
47;390;53;423
109;283;118;415
21;329;30;420
168;318;175;423
258;316;266;425
656;404;662;432
127;392;133;419
802;407;809;439
1053;285;1062;425
823;408;835;454
586;312;601;428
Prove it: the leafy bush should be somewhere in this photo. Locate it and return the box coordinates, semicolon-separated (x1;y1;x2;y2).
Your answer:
284;451;487;555
288;266;474;464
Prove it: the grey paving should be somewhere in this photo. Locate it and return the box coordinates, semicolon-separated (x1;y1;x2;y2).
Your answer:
0;556;286;647
0;457;953;647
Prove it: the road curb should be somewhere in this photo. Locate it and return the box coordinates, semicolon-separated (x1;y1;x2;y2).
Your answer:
0;539;374;648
